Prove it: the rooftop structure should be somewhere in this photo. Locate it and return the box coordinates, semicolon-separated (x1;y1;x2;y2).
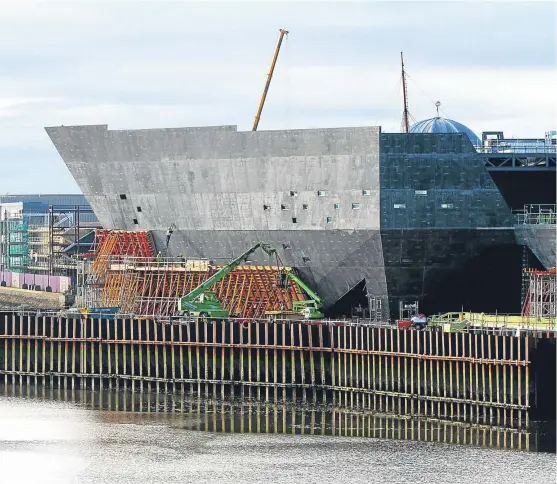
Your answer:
410;117;481;146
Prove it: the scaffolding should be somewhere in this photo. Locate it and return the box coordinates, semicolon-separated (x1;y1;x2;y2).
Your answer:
522;268;556;320
93;256;305;319
80;230;305;319
514;204;556;225
48;204;101;277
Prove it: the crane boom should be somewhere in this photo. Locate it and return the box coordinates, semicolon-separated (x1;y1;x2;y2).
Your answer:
178;243;275;314
252;28;288;132
285;270;323;306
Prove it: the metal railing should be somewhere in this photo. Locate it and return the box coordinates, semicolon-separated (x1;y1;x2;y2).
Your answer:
475;142;556;154
514;204;556;225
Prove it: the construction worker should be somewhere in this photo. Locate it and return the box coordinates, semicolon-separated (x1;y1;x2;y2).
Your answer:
165;226;174;249
156;251;163;266
178;252;186;267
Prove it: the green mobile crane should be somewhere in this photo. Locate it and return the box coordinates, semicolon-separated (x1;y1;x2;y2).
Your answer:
178;243;276;319
276;269;324;320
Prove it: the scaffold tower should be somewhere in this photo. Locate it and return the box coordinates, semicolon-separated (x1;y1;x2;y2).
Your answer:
522;268;556;320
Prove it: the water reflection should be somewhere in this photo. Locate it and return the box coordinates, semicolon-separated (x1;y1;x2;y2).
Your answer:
1;382;554;453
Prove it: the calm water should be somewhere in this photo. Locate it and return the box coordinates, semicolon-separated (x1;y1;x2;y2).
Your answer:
0;388;555;484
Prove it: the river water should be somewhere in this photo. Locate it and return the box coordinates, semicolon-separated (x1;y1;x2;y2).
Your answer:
0;387;555;484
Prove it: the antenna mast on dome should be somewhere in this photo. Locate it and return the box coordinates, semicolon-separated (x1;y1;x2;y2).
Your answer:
400;52;410;133
435;101;441;117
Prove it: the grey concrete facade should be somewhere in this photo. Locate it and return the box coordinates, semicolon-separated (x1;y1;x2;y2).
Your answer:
46;124;528;318
515;225;556;269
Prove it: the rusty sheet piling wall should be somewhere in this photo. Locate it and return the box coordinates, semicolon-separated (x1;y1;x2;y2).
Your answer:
1;312;555;426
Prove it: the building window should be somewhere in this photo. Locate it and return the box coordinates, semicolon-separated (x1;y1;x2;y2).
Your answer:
441;203;454;209
136;206;142;212
352;203;361;209
302;256;311;263
394;204;406;209
282;243;291;249
292;217;297;223
415;190;428;196
318;190;327;197
281;204;289;211
326;216;333;223
302;204;309;210
119;194;127;200
133;218;139;225
290;191;298;197
334;203;340;209
362;189;371;196
263;204;271;211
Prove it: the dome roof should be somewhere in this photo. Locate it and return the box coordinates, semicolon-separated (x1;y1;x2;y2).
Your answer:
409;117;481;146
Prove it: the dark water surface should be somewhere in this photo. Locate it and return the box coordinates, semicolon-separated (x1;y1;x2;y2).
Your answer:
0;386;555;484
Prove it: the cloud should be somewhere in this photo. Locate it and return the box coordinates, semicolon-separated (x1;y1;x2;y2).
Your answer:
0;1;554;192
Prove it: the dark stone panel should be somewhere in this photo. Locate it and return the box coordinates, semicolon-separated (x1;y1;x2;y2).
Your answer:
379;133;514;230
381;228;518;317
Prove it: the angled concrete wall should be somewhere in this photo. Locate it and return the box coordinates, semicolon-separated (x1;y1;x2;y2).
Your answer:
46;125;381;232
515;225;556;269
46;124;388;312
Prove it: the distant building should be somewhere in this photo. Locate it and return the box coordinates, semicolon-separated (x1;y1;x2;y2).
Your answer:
0;195;100;275
0;194;98;224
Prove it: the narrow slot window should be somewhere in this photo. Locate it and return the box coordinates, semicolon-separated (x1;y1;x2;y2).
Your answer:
133;218;139;225
352;203;361;209
119;194;127;200
317;190;327;197
263;204;271;211
292;217;297;223
415;190;428;196
302;204;309;210
441;203;454;209
326;216;333;223
334;203;340;209
394;204;406;209
362;189;371;196
281;204;289;211
136;206;142;212
290;191;298;197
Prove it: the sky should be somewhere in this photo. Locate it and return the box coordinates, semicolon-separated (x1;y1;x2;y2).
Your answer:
0;0;555;193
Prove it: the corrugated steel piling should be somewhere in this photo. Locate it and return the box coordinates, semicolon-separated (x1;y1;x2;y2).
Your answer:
0;311;555;428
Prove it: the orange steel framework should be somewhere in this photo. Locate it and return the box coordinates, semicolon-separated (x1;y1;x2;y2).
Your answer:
88;230;155;282
99;260;306;319
88;229;154;259
521;268;556;319
85;230;306;319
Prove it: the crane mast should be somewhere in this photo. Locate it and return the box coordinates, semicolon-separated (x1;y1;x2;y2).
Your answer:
401;51;410;134
252;28;289;131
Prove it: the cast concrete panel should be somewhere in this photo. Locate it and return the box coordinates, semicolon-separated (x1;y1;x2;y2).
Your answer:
515;225;556;269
